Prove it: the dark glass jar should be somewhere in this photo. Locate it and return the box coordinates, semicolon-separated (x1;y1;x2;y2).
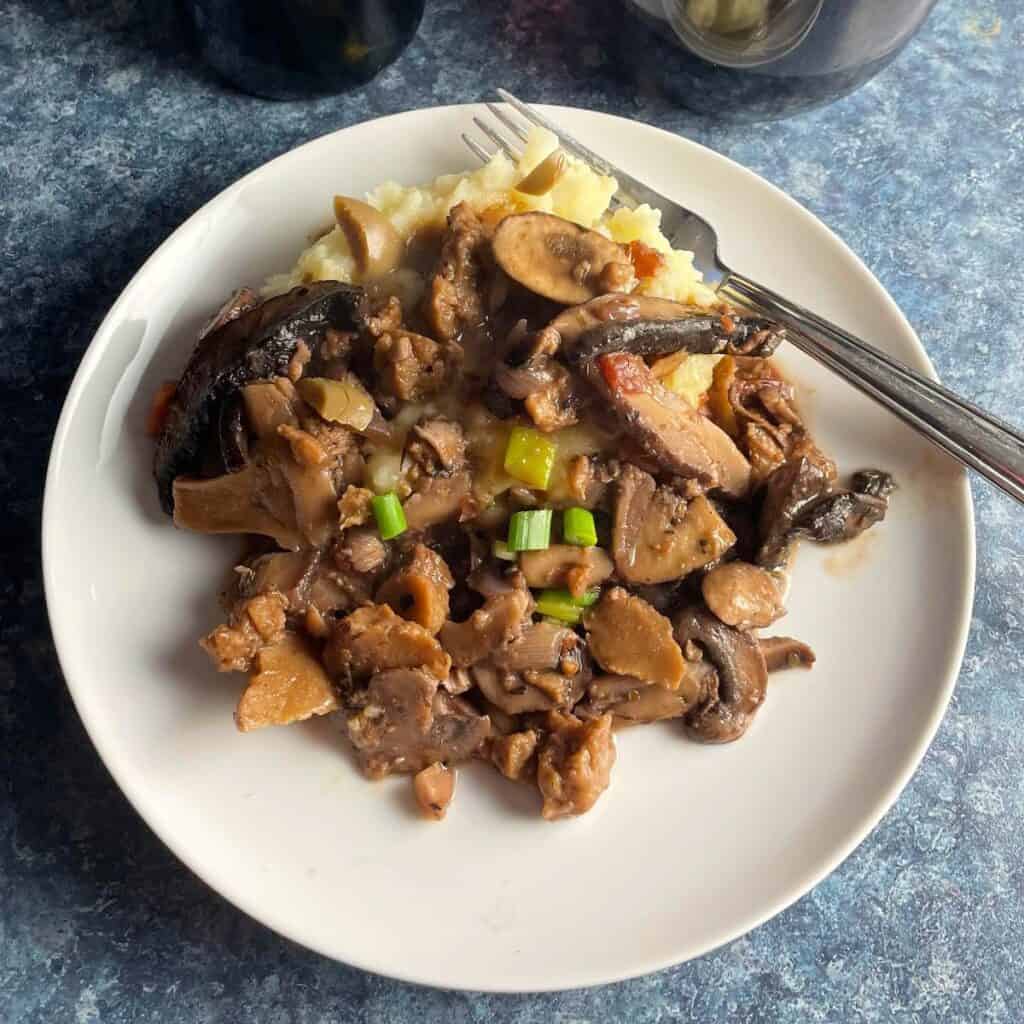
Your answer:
618;0;938;121
181;0;425;100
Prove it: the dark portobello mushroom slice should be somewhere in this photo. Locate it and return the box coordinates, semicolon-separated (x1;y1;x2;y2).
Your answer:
154;281;368;514
568;315;785;365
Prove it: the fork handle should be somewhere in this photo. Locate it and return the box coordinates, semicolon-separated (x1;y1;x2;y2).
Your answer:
718;271;1024;505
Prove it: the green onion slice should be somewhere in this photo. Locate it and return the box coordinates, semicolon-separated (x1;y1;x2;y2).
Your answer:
562;507;598;547
371;492;407;540
503;426;557;490
507;509;553;551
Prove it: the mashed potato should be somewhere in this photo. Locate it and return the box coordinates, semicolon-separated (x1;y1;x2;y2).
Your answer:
263;127;716;308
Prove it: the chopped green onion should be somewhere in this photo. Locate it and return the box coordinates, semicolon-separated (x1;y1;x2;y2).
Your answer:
372;492;407;540
503;426;557;490
535;587;601;624
562;507;598;547
493;538;517;561
507;509;553;551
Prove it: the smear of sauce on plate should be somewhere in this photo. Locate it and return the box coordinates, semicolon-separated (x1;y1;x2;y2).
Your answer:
824;531;877;578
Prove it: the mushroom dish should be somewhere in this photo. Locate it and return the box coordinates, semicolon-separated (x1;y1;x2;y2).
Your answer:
148;138;893;821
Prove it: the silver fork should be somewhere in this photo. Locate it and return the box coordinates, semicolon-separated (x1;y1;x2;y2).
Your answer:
464;90;1024;506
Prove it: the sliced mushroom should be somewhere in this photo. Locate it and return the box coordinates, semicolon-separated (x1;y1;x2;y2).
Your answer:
333;196;404;280
492;212;634;304
674;606;768;744
701;561;784;630
760;635;816;672
346;669;491;779
514;150;567;196
439;589;532;668
592;352;751;496
402;471;472;531
584;587;690;694
154;282;366;514
571;316;784;365
757;456;832;570
758;457;893;570
172;464;304;550
235;632;339;731
548;294;783;354
518;544;614;597
577;674;704;723
612;465;736;585
408;418;468;473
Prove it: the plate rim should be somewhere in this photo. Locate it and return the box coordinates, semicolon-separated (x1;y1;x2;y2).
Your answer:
42;103;976;992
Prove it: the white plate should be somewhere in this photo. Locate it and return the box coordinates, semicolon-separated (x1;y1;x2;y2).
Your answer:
42;105;974;992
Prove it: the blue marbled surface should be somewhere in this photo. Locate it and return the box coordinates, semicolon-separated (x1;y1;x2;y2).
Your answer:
2;0;1023;1019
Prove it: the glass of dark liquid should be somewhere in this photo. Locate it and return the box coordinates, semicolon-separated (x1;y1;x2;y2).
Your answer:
181;0;426;100
620;0;938;121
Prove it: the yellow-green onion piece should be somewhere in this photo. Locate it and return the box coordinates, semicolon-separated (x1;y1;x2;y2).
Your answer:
562;507;598;547
503;426;557;490
535;587;601;624
372;492;407;540
493;538;517;561
507;509;552;552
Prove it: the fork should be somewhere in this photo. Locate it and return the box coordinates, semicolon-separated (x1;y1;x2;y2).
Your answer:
463;90;1024;506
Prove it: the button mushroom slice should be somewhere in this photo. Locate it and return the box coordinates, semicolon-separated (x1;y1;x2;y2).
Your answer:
491;212;635;305
518;544;614;598
701;561;785;630
438;589;532;668
154;281;367;514
759;635;816;673
235;632;339;732
336;526;388;575
333;196;404;281
402;471;472;531
345;669;491;779
325;603;451;684
577;674;701;723
584;587;690;695
376;544;454;635
407;417;468;473
612;465;736;585
468;620;590;716
674;606;768;744
236;548;322;610
471;661;588;716
241;381;340;549
536;711;616;820
591;352;751;496
412;762;456;821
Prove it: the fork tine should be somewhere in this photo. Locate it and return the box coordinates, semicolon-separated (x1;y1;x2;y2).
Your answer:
462;132;491;164
485;102;529;144
494;89;617;179
472;116;521;161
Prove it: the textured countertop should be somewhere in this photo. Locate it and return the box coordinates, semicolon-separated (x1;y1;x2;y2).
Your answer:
3;1;1023;1020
